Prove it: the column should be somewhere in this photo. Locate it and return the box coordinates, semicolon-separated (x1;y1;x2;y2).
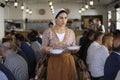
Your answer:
22;3;27;31
0;0;5;41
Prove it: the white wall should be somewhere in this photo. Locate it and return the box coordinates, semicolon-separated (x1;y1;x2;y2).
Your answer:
5;6;23;20
27;3;52;20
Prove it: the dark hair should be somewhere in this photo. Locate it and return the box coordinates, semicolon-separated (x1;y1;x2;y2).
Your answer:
55;10;68;19
113;30;120;39
48;22;53;27
27;32;37;42
102;33;113;44
86;29;96;38
31;30;38;36
81;30;89;38
94;31;104;41
15;33;25;42
5;32;11;36
2;38;12;43
112;30;120;52
10;30;16;35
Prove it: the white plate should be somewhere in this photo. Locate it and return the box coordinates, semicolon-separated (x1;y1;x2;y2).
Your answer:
50;49;64;54
67;46;80;50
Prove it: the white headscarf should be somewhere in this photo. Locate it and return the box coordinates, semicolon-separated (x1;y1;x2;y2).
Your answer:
52;8;65;26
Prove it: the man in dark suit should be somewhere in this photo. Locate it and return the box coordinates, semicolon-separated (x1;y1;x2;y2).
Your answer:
15;33;37;79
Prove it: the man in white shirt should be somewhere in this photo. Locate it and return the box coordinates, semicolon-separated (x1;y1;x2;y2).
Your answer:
86;31;104;80
91;34;113;80
115;70;120;80
97;19;105;33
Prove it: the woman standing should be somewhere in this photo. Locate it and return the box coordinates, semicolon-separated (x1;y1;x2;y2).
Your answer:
41;8;77;80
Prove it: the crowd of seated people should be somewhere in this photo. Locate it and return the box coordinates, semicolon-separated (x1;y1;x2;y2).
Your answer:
0;28;120;80
0;30;42;80
78;29;120;80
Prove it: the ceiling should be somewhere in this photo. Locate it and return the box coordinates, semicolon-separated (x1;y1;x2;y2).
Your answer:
18;0;116;5
6;0;117;7
7;0;117;5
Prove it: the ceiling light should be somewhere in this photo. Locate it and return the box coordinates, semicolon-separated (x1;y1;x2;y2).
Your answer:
14;1;18;8
29;9;32;15
21;4;24;11
48;1;54;14
26;7;29;13
85;3;89;9
50;5;54;9
90;0;93;6
49;1;52;6
5;0;8;1
81;7;85;11
52;11;54;14
5;0;8;3
78;10;82;14
51;8;54;12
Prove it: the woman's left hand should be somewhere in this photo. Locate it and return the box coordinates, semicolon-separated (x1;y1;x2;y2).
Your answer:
69;49;79;54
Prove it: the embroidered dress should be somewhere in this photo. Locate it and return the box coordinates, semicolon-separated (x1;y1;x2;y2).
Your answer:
42;28;77;80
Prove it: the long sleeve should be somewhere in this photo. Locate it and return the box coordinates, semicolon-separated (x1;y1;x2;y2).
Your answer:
42;29;51;47
71;30;76;46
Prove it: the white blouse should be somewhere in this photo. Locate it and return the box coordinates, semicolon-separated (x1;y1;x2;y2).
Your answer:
56;32;65;42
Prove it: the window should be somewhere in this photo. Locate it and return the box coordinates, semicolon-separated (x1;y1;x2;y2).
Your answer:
108;11;112;19
108;11;111;26
116;8;120;30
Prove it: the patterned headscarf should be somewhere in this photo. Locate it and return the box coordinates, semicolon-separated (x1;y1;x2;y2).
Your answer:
52;8;65;26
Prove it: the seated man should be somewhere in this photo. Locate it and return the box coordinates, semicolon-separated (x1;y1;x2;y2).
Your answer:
0;63;16;80
15;33;36;78
104;30;120;80
0;44;28;80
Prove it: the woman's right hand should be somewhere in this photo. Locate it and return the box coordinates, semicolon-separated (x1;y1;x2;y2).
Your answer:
41;46;52;54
